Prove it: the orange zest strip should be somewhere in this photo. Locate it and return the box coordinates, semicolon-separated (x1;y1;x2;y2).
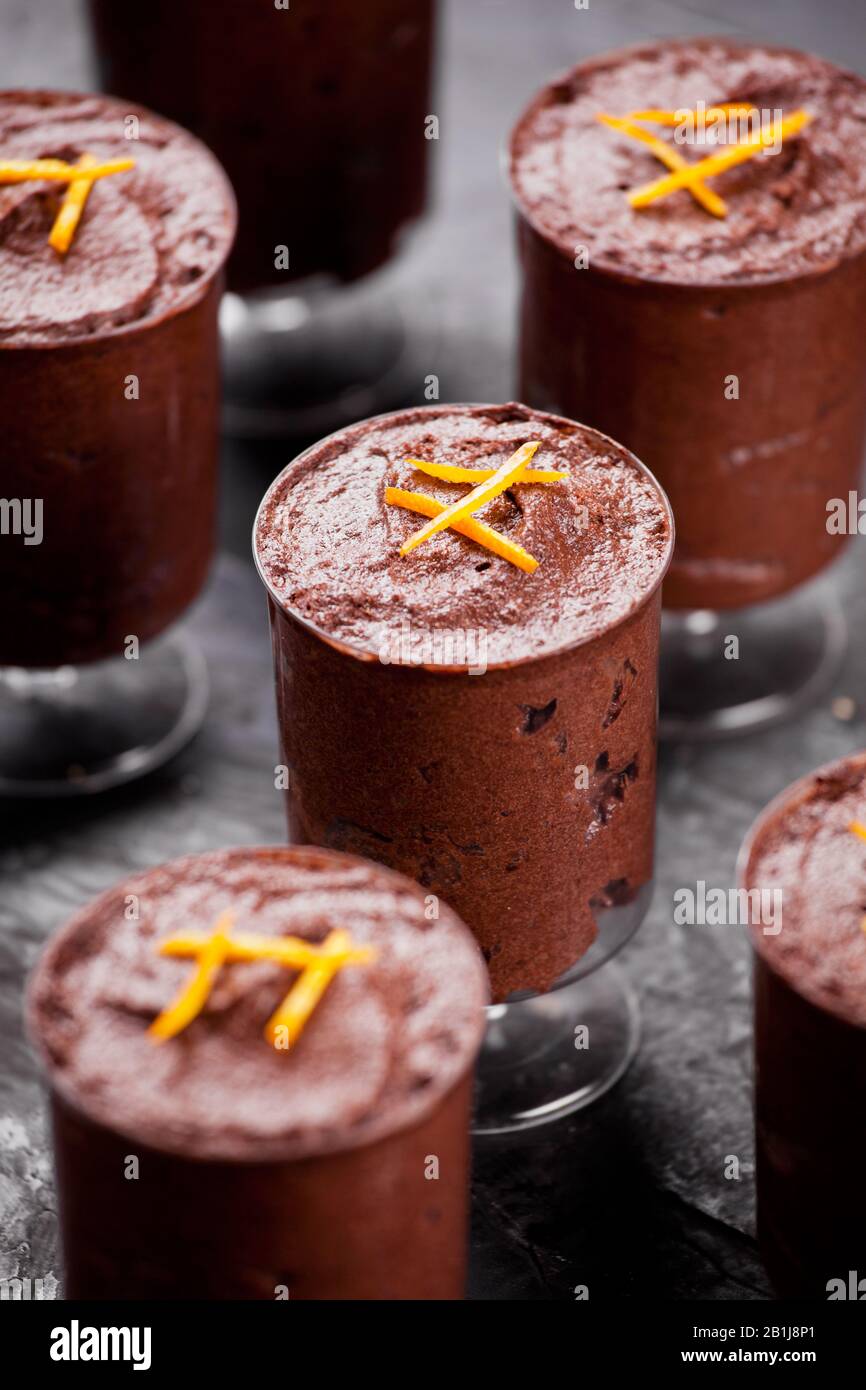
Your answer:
264;930;354;1048
151;923;376;1046
148;912;234;1043
0;156;135;184
399;440;540;557
406;457;567;485
386;489;536;575
386;486;537;573
628;109;812;209
48;154;98;255
596;113;726;218
627;103;756;125
158;930;374;970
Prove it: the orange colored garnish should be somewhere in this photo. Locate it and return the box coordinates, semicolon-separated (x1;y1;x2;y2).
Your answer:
386;485;538;573
628;110;812;209
0;154;135;254
149;919;374;1046
406;457;567;485
48;154;98;255
148;912;234;1043
596;113;727;217
0;156;135;184
399;440;540;557
627;103;756;126
265;930;354;1048
159;929;373;971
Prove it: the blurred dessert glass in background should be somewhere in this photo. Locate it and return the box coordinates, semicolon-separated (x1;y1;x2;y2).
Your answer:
509;40;866;736
0;88;235;793
87;0;437;435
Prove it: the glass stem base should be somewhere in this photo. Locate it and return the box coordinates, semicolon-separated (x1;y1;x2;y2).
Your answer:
0;629;208;797
472;960;640;1135
659;581;847;741
220;270;419;440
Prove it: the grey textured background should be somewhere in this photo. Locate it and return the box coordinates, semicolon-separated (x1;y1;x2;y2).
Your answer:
1;0;865;1301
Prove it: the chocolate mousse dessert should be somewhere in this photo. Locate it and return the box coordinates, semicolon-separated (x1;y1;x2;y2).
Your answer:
509;40;866;611
254;403;673;1001
87;0;435;294
0;90;235;669
28;845;487;1300
741;753;866;1298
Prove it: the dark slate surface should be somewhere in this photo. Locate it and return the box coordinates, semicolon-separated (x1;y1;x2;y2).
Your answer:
1;0;865;1302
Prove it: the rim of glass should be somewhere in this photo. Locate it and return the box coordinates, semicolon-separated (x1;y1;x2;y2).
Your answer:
504;36;866;294
251;402;675;675
736;748;866;1026
26;841;489;1164
0;87;237;352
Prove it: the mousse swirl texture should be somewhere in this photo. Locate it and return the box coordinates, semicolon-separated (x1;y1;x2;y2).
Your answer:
29;846;487;1162
28;846;486;1299
0;90;235;343
256;402;671;666
510;40;866;286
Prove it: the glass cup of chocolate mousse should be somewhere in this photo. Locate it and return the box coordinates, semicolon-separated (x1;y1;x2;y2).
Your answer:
86;0;436;437
738;752;866;1299
0;89;236;795
508;39;866;738
27;846;488;1299
254;402;673;1132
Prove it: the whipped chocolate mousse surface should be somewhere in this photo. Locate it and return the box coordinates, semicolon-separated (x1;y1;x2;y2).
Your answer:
0;89;236;343
255;403;672;665
509;40;866;285
744;754;866;1028
28;846;488;1163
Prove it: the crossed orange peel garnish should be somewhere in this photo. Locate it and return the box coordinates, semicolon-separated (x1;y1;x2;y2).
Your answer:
387;440;568;573
0;153;136;254
595;104;812;218
148;912;376;1048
